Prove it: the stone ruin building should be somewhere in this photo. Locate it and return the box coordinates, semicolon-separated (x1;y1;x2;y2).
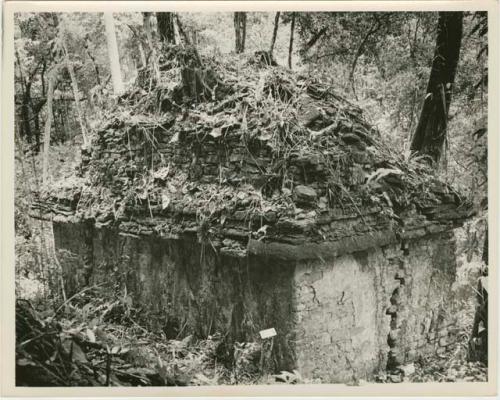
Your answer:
34;48;473;383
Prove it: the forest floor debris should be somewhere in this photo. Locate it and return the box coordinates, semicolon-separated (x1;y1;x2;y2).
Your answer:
16;280;487;387
16;282;319;387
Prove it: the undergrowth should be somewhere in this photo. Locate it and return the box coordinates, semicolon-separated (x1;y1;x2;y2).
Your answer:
16;278;319;386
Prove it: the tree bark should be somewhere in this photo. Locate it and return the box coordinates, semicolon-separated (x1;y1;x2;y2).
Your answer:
15;47;34;146
288;13;296;69
303;27;327;54
348;18;381;100
234;13;240;53
138;42;147;67
30;92;47;153
104;12;124;95
20;93;32;144
269;12;281;56
42;70;55;184
84;35;101;85
143;12;160;81
62;39;89;146
410;12;463;164
143;12;154;55
482;226;488;265
41;61;46;97
234;12;247;53
156;12;176;44
33;109;41;151
175;13;191;46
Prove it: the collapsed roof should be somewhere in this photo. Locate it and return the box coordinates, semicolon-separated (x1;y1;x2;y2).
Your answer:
34;46;473;260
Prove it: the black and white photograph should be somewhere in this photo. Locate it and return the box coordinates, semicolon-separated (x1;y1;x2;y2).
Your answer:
2;1;497;395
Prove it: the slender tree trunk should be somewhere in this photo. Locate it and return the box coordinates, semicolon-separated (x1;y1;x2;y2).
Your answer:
62;41;89;146
143;12;154;54
84;36;101;85
288;13;296;69
173;16;182;45
406;16;421;136
234;12;247;53
482;226;488;265
303;27;327;54
241;13;247;53
156;12;176;44
41;61;46;97
15;121;35;210
143;12;160;81
104;12;124;95
21;94;32;144
34;111;41;151
42;71;55;184
30;97;46;152
191;30;198;46
410;12;463;164
234;13;241;53
348;19;381;100
269;12;281;56
52;103;59;142
175;14;191;46
138;42;147;67
15;48;33;145
409;16;420;62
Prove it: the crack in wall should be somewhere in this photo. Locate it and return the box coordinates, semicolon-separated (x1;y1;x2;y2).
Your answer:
386;240;409;372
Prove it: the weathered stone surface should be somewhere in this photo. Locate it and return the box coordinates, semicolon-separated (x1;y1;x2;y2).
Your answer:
52;219;459;384
398;363;416;376
293;185;317;205
388;374;402;383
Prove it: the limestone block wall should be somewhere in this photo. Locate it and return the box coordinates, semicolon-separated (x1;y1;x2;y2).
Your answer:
53;221;458;383
292;232;458;382
53;222;297;370
293;250;392;383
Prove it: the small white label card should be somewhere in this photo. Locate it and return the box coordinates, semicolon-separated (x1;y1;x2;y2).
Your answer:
259;327;277;339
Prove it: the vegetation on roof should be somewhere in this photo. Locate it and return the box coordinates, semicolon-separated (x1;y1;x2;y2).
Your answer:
38;45;471;245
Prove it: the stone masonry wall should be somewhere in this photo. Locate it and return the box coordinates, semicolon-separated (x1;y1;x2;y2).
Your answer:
53;221;458;383
292;232;458;382
387;232;459;368
53;221;297;370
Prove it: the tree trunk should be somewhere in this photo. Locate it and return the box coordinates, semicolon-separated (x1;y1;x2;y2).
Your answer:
34;111;41;152
62;40;89;146
143;12;154;54
156;12;176;44
348;18;381;100
303;27;327;54
234;12;247;54
15;48;34;146
482;226;488;265
138;42;147;67
407;16;421;136
31;96;46;153
269;12;281;56
175;13;191;47
143;12;160;81
288;13;296;69
84;35;101;85
234;13;240;53
42;71;55;184
20;94;32;144
104;12;124;95
410;12;463;164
